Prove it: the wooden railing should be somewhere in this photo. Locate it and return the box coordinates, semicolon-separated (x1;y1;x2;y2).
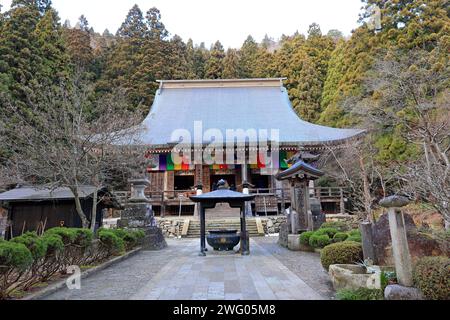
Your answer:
112;186;348;216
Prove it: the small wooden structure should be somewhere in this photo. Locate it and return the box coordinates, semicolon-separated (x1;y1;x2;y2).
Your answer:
276;160;324;232
190;180;256;256
0;185;119;239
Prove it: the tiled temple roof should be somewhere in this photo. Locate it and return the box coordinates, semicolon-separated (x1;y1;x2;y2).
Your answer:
131;79;364;148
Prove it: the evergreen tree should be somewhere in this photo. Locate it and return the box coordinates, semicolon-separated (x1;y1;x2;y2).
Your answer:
223;48;240;79
64;15;93;70
146;7;169;40
117;4;147;39
205;41;225;79
239;35;259;78
0;1;43;107
191;42;208;79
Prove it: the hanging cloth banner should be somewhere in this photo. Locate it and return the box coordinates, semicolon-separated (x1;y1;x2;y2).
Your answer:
182;154;190;171
166;154;175;171
257;153;266;169
280;151;289;169
147;154;160;172
159;154;167;171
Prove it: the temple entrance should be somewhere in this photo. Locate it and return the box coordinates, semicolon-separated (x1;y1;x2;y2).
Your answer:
211;174;237;191
174;175;195;191
250;174;270;191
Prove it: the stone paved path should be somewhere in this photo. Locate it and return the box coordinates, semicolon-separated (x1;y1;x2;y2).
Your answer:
43;237;332;300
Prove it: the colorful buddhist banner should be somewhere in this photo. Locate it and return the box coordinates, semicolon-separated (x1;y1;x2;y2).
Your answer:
166;154;175;171
159;154;167;171
147;154;160;172
280;151;289;169
257;153;266;169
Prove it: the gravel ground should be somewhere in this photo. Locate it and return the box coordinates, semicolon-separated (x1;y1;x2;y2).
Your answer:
253;237;335;299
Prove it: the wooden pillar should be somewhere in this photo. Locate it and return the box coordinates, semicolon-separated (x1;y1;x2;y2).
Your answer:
203;166;211;193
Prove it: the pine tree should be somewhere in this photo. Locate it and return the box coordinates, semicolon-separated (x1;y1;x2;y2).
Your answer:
64;15;93;70
0;1;43;107
223;48;240;79
239;35;259;78
205;41;225;79
146;7;169;40
34;7;70;83
191;42;208;79
117;4;147;39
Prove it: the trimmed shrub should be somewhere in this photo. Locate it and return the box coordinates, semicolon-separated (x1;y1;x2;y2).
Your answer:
98;229;125;255
333;232;349;243
346;229;362;243
300;231;315;246
72;228;93;248
320;241;363;271
41;234;64;256
348;229;361;237
0;241;33;271
315;228;339;238
336;288;384;300
413;256;450;300
44;227;78;245
320;221;350;232
309;234;331;249
10;232;47;260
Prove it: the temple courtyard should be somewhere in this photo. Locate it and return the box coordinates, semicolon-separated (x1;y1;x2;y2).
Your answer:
42;237;334;300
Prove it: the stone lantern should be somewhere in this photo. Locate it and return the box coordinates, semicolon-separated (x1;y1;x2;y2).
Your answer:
118;178;167;250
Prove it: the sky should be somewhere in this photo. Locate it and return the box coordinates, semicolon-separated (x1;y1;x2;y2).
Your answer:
0;0;364;48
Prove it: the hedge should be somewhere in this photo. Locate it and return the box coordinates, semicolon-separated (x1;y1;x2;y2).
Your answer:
98;229;125;255
315;228;339;238
300;231;315;246
320;241;363;271
309;234;331;248
320;221;350;232
10;232;47;260
413;256;450;300
0;241;33;271
333;232;349;243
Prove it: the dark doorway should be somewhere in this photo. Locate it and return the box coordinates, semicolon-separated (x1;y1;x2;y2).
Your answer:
211;175;236;191
251;174;270;191
174;175;195;190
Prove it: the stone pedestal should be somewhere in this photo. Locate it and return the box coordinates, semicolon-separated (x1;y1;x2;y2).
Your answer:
380;196;413;287
144;226;168;251
288;234;301;251
360;221;377;264
118;202;167;251
278;222;289;248
310;198;325;230
118;179;167;251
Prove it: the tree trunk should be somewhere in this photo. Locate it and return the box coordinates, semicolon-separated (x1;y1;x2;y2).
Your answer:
71;187;89;229
90;188;98;232
359;155;373;223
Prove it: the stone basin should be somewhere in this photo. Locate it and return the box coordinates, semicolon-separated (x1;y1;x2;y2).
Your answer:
329;264;387;291
207;230;241;251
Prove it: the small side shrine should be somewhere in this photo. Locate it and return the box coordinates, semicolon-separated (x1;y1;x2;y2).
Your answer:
190;180;256;256
275;160;325;250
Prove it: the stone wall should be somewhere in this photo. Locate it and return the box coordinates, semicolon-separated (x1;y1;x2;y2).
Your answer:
260;216;287;234
155;218;186;238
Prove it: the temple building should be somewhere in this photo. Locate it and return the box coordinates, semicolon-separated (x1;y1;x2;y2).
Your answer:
132;78;363;216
